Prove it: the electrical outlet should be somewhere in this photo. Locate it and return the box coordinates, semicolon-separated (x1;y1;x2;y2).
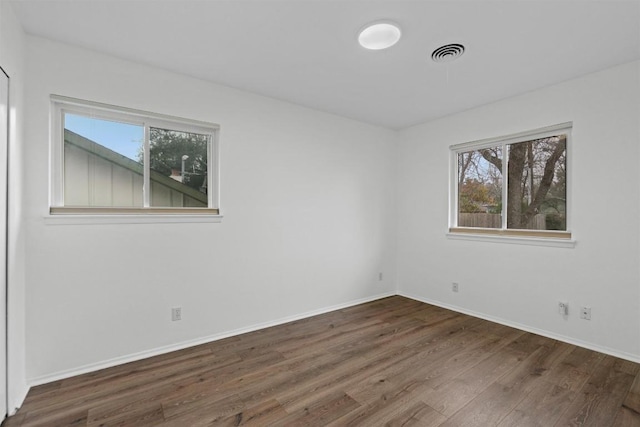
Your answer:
452;282;459;292
378;272;383;281
558;302;568;316
580;306;591;320
172;307;182;321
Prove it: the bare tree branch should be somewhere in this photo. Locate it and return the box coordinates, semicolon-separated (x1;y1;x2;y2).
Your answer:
479;148;502;171
521;136;566;226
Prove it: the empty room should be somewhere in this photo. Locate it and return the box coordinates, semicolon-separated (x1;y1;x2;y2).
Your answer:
0;0;639;426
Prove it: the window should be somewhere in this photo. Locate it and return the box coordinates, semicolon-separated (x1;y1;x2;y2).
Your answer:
450;123;571;239
50;96;220;216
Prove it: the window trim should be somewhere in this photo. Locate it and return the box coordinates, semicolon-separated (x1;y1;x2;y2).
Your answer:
49;95;221;218
449;122;572;241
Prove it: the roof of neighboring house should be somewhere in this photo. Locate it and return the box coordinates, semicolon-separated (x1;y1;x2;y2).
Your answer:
64;129;208;204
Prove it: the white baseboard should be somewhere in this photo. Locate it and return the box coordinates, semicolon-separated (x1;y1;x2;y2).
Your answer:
25;289;640;389
7;385;28;416
28;291;396;387
398;291;640;364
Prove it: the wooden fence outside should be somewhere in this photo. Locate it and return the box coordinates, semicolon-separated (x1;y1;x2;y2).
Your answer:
458;213;546;229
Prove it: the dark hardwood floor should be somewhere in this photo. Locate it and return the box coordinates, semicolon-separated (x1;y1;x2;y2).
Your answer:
4;296;640;426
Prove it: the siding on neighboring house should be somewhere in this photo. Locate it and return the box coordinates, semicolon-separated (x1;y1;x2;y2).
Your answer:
64;129;207;207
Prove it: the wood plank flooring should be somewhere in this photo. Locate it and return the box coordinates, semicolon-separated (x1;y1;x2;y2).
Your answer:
4;296;640;426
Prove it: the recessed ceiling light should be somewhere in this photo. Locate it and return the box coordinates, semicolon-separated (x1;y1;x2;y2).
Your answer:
358;22;401;50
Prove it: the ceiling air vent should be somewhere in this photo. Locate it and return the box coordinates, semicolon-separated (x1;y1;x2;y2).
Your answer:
431;43;465;63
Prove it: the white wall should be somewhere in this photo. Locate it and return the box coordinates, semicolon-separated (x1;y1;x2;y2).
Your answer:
397;61;640;360
0;1;28;414
24;36;398;382
17;22;640;403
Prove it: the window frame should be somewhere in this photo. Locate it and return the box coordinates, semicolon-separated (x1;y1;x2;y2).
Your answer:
449;122;573;243
49;95;221;219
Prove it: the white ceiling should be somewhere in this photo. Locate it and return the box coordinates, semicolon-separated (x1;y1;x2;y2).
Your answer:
10;0;640;129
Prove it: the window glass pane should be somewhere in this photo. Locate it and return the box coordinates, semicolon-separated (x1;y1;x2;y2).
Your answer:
457;147;503;228
149;127;208;208
506;135;566;230
63;113;144;207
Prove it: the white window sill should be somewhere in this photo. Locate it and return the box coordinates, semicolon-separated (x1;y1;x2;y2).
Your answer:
446;232;576;248
44;213;224;225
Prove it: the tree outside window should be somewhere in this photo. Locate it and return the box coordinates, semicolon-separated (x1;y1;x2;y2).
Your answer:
455;132;567;232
